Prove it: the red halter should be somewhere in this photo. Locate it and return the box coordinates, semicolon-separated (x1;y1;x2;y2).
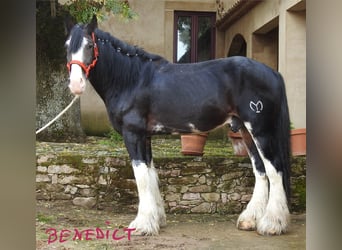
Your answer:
66;32;99;78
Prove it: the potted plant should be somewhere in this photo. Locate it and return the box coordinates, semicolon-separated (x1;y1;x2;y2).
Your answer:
181;133;208;156
227;130;248;156
290;126;306;156
227;123;306;157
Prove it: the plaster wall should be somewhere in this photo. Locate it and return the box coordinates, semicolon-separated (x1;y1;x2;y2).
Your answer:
80;0;218;135
283;9;306;128
220;0;306;128
79;0;305;134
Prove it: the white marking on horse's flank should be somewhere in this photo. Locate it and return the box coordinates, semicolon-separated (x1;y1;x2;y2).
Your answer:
249;100;263;113
188;123;200;133
152;123;165;132
243;121;289;234
129;160;165;235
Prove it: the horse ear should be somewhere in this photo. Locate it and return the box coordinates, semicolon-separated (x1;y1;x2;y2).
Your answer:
87;15;98;34
64;14;76;36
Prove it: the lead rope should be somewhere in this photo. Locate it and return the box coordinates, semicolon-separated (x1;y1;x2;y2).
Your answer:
35;95;80;135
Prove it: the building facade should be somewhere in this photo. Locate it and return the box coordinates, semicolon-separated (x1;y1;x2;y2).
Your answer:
73;0;306;134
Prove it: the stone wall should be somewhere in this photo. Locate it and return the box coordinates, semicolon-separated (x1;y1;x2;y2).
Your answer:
36;154;306;214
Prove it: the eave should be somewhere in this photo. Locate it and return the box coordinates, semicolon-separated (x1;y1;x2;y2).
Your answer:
216;0;262;31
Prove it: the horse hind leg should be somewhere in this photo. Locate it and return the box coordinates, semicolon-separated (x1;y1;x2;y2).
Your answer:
243;122;290;235
236;125;269;231
228;115;243;133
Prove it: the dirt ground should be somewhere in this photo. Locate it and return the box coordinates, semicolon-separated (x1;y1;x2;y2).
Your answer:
36;201;305;249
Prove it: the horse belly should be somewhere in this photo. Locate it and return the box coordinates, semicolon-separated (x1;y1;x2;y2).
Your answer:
149;101;230;134
150;65;235;134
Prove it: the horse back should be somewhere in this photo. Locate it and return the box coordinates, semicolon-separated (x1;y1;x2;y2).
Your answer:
145;56;283;133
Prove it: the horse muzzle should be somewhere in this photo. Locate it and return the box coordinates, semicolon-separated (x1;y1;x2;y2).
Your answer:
68;65;86;95
68;80;85;95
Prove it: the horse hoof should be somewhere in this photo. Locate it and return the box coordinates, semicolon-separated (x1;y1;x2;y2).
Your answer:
237;220;256;231
129;219;159;236
159;216;167;228
129;227;157;236
256;228;279;236
256;214;289;236
257;226;285;236
130;229;148;236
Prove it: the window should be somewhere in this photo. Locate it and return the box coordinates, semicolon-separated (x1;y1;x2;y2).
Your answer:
174;11;216;63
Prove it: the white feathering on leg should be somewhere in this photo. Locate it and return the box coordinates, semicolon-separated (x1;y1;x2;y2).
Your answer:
257;160;290;235
243;122;290;235
149;161;166;227
237;155;269;231
129;160;165;235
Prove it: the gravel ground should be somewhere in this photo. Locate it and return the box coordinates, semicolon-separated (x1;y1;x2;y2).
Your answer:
36;200;305;250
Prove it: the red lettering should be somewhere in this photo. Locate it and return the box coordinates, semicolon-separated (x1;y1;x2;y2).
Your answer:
46;228;57;244
59;229;71;243
72;228;82;240
83;229;95;240
96;227;105;239
45;224;135;244
105;221;110;239
112;229;125;241
124;228;136;240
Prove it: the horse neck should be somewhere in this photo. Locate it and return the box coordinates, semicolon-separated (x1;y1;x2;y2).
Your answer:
89;31;159;101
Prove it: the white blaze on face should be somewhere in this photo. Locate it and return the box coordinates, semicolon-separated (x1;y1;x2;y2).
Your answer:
67;37;88;95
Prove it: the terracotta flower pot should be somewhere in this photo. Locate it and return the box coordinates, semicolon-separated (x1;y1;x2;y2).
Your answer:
227;131;248;156
228;128;306;157
291;128;306;156
181;133;208;156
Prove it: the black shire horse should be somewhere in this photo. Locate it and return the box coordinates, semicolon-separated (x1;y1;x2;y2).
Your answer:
65;16;291;236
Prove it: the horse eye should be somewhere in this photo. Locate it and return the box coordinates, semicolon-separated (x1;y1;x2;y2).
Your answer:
87;44;93;49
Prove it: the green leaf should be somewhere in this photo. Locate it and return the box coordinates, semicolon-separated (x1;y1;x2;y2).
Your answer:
64;0;138;24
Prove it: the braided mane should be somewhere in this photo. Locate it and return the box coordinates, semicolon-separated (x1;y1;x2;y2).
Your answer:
88;28;168;97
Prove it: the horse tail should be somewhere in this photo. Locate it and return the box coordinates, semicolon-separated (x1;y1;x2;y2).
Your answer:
275;73;291;205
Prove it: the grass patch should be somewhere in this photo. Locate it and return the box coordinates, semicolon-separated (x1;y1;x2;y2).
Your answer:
37;213;54;224
99;129;124;146
37;135;237;159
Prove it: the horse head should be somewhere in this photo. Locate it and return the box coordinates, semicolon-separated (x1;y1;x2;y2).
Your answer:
65;15;98;95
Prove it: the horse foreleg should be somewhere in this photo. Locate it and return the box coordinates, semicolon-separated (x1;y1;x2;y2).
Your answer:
148;160;166;228
145;136;166;228
129;160;165;235
123;132;165;235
